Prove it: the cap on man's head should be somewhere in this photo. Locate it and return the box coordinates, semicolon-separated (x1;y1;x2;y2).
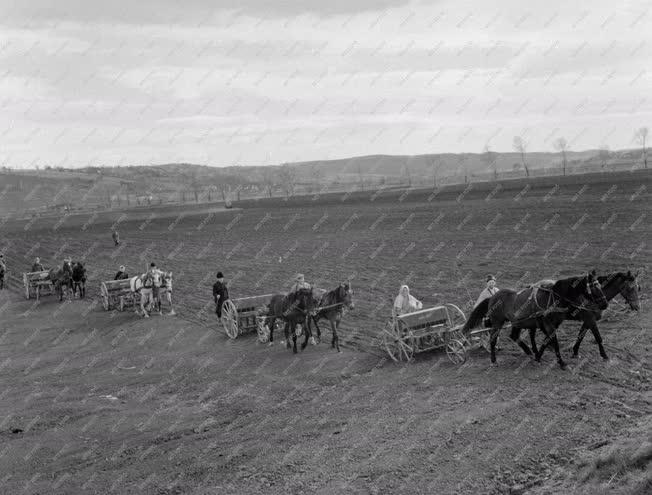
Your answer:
150;262;156;267
486;274;496;282
216;271;224;278
119;265;125;271
295;273;305;281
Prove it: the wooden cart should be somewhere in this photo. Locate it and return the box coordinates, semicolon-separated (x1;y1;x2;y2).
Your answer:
100;278;139;311
382;303;491;364
221;294;275;342
22;271;54;300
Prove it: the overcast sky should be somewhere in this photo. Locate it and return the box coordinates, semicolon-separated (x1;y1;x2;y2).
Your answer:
0;0;650;168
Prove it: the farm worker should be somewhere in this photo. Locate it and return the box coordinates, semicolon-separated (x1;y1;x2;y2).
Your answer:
140;263;157;318
149;263;164;315
474;275;499;309
393;285;423;316
290;273;312;294
161;272;176;316
31;257;44;272
0;253;5;290
112;230;120;246
114;265;129;280
213;271;229;318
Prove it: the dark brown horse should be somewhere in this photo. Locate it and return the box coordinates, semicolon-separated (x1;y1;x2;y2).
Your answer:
48;260;73;301
72;261;87;298
519;271;640;360
265;288;318;354
308;282;355;352
463;271;608;369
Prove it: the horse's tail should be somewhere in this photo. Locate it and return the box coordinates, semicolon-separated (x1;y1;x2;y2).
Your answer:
462;298;490;333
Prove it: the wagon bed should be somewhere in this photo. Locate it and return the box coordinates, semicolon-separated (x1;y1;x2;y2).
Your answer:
221;294;273;341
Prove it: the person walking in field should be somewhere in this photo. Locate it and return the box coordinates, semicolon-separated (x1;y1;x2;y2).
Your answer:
150;263;163;315
112;230;120;246
213;272;229;318
31;257;44;272
114;265;129;280
393;285;423;316
0;254;6;290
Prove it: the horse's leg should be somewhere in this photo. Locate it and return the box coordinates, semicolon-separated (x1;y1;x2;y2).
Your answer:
528;327;538;357
509;324;532;356
268;317;275;344
572;323;589;358
301;318;310;350
589;321;608;360
291;322;298;354
284;321;291;349
489;325;502;364
550;324;567;369
329;319;338;349
334;318;341;353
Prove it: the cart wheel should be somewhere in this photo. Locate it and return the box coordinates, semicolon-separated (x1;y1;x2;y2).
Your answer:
100;282;110;310
382;319;415;362
446;339;467;364
256;315;270;343
221;299;239;339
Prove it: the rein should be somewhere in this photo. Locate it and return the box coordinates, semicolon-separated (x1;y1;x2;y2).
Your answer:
529;285;603;314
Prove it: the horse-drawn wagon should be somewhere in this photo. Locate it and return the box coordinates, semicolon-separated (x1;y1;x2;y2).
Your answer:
100;278;139;311
382;303;490;364
22;270;54;300
221;294;275;342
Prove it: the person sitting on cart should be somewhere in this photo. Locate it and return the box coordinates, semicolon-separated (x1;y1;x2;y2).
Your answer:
31;257;44;272
289;273;312;295
213;271;229;318
393;285;423;316
474;274;499;309
114;265;129;280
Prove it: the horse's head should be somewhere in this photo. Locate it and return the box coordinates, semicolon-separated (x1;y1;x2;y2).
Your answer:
584;270;608;310
339;282;355;310
618;270;641;311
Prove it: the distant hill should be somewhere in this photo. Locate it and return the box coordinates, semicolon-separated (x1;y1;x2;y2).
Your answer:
0;147;646;215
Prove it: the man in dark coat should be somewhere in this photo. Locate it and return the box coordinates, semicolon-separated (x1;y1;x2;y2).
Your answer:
213;272;229;318
31;257;44;272
114;265;129;280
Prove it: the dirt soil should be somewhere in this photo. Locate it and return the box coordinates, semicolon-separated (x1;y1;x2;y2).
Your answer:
0;171;650;494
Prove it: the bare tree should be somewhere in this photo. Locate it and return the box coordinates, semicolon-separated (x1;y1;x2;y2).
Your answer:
634;127;649;168
431;157;440;188
403;160;412;187
262;168;275;198
553;137;569;176
512;136;530;177
357;162;365;191
598;145;610;171
482;145;498;180
278;164;296;198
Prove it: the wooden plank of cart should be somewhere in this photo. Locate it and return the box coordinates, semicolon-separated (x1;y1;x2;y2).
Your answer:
382;303;492;364
220;294;275;342
22;270;54;300
100;278;140;311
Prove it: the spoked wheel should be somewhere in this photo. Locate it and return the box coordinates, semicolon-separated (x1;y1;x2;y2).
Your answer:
446;339;467;364
382;319;415;362
256;315;270;343
221;299;239;339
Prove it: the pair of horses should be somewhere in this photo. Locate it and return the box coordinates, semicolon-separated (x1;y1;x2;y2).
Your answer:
262;283;355;354
47;261;86;301
463;270;640;369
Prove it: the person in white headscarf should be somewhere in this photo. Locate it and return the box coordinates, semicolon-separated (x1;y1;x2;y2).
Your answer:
474;274;499;308
393;285;423;316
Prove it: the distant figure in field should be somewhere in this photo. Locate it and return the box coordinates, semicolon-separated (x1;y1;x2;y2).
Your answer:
31;257;44;272
112;230;120;246
213;272;229;318
114;265;129;280
475;275;499;309
0;254;6;290
393;285;423;316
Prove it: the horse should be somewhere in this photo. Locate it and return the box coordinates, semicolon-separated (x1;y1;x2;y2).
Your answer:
519;271;640;361
308;282;355;352
462;271;608;369
155;272;176;315
48;260;74;302
264;288;318;354
71;262;87;298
